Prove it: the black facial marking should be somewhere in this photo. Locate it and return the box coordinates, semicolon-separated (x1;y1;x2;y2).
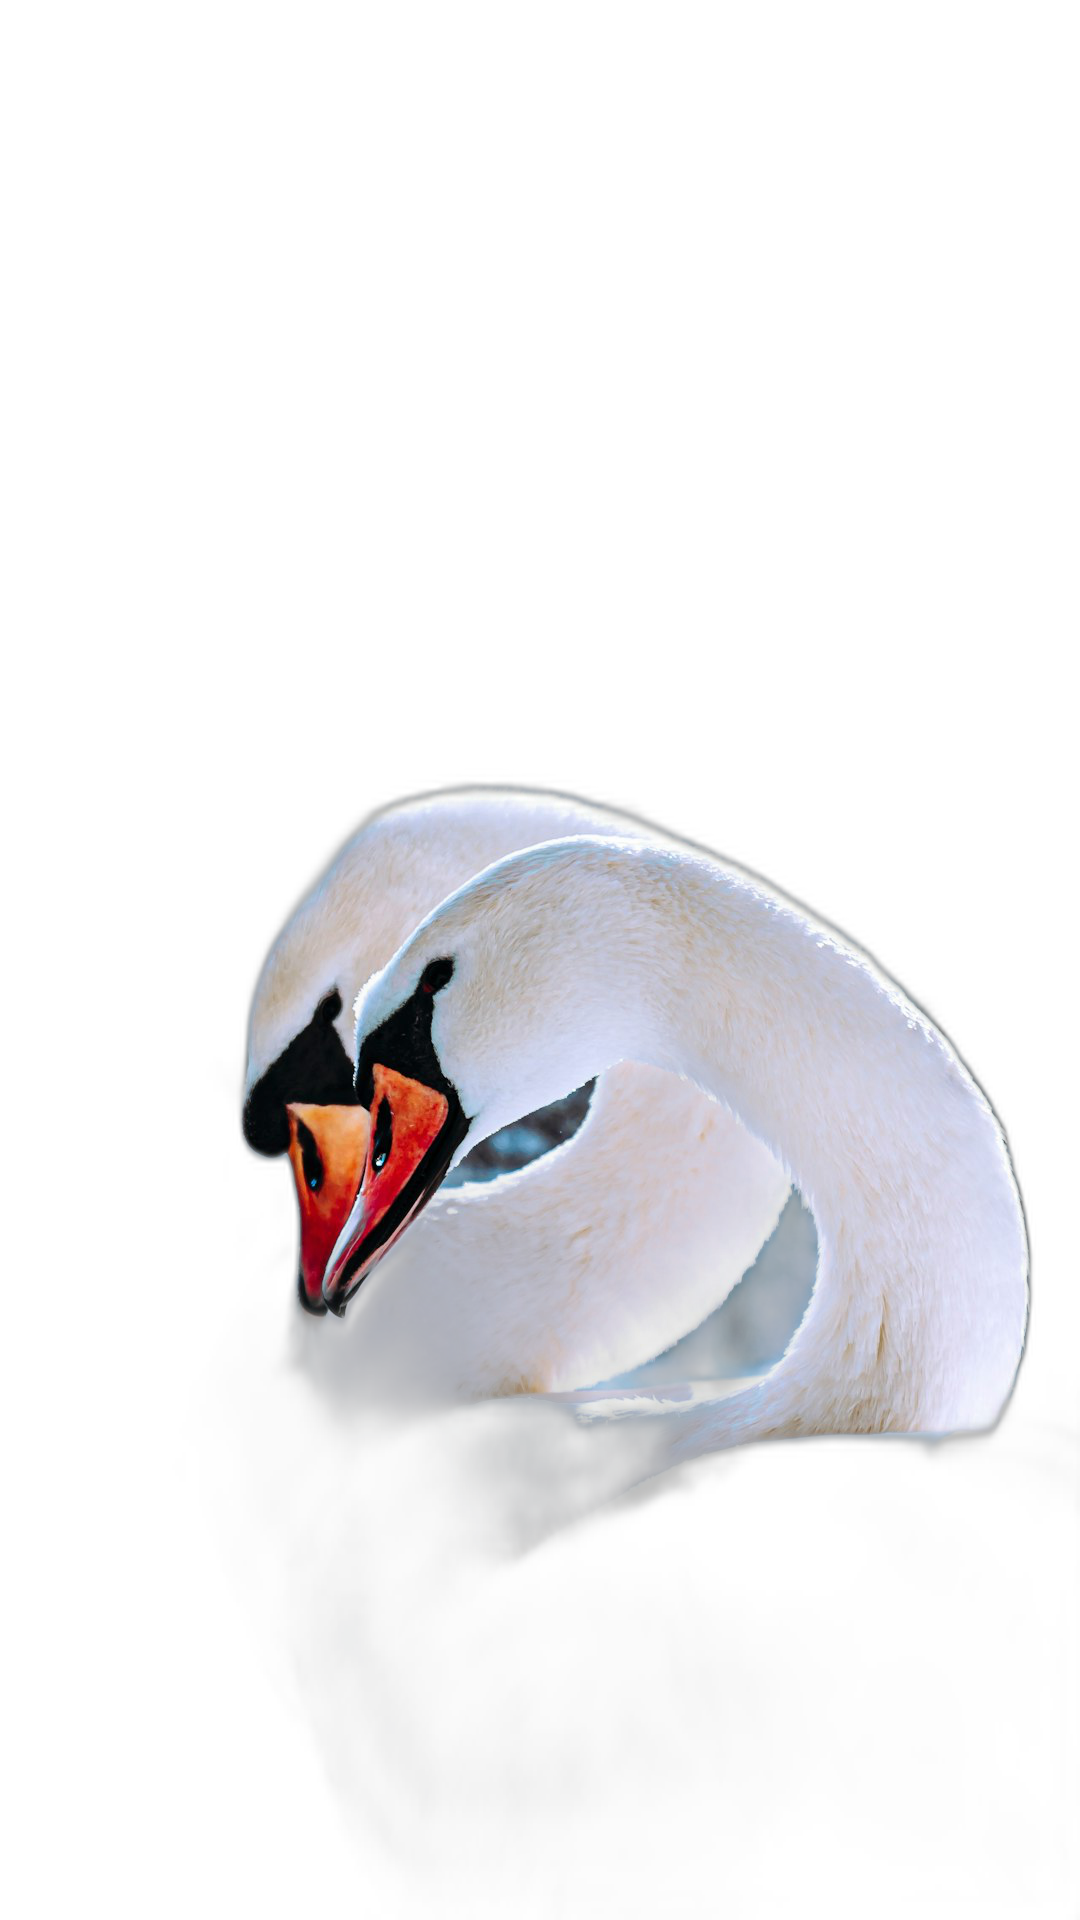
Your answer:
354;968;460;1110
243;989;354;1156
372;1096;393;1172
420;956;454;995
297;1268;327;1316
295;1117;323;1192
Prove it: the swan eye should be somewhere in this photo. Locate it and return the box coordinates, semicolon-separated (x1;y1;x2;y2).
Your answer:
372;1097;393;1172
296;1118;324;1193
419;957;454;995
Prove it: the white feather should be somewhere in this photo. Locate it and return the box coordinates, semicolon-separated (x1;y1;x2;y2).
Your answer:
351;833;1028;1453
247;789;789;1396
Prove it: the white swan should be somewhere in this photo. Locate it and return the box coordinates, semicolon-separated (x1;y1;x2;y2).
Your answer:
324;834;1028;1447
244;791;790;1396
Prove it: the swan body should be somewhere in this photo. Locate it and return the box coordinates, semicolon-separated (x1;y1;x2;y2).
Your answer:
234;823;1047;1919
329;835;1028;1446
302;1060;791;1403
245;792;789;1394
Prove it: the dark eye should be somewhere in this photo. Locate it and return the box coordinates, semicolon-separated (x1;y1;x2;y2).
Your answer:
372;1097;393;1172
420;957;454;995
296;1118;323;1194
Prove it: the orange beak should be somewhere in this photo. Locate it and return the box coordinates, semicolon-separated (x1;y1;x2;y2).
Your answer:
321;1063;466;1314
285;1102;371;1313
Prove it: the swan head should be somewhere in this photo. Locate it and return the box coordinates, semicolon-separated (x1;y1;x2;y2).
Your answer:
242;987;361;1312
244;797;644;1313
322;838;651;1313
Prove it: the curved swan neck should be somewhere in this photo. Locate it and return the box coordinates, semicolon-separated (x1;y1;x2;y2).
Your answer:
246;793;650;1089
444;838;1027;1435
324;1061;788;1402
631;847;1025;1430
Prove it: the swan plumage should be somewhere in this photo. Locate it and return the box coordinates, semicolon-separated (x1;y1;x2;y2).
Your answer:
232;816;1055;1920
245;790;789;1393
327;833;1027;1448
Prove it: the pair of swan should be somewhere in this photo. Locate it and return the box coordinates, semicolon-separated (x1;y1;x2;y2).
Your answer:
247;787;1027;1451
244;790;789;1399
